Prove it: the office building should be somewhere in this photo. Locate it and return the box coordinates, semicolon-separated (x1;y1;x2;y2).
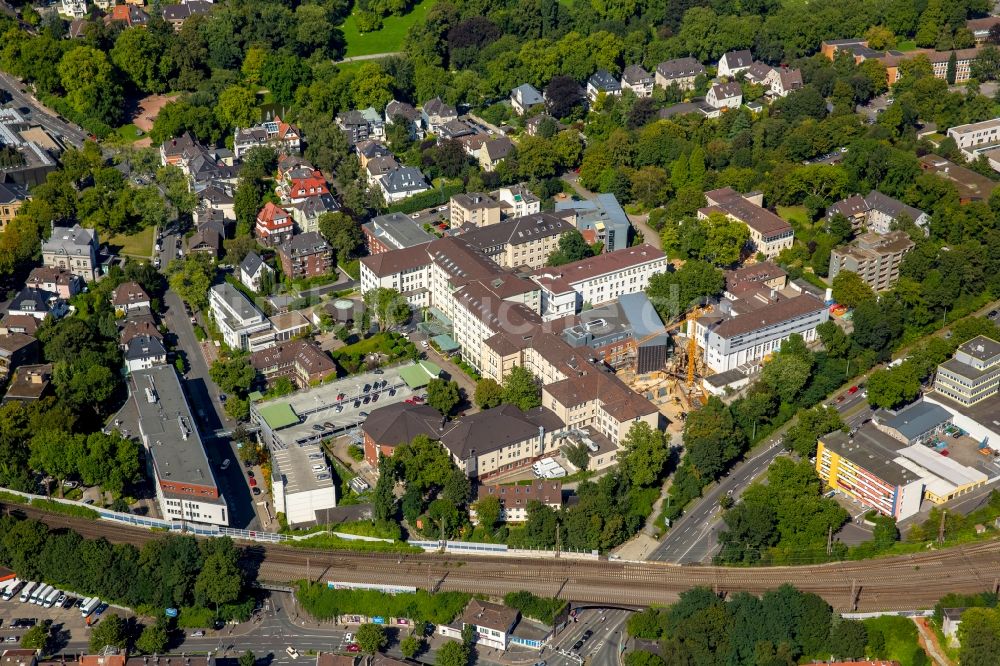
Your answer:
459;213;573;269
208;283;273;352
828;231;914;292
132;366;229;525
932;335;1000;407
450;192;502;228
362;212;435;255
554;193;632;252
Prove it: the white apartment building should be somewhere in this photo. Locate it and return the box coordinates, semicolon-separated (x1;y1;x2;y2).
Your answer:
209;283;274;352
359;245;433;308
947;118;1000;164
495;185;541;218
530;245;667;320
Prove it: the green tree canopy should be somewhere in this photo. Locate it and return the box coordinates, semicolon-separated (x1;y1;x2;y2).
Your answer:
501;366;541;411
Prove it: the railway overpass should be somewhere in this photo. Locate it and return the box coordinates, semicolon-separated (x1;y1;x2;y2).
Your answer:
8;503;1000;613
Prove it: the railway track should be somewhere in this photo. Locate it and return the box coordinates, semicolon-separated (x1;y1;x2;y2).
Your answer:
10;504;1000;612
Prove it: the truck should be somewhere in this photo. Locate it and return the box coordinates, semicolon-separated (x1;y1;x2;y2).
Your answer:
2;579;23;601
80;597;101;618
79;596;93;613
19;581;36;603
43;588;60;608
33;584;52;605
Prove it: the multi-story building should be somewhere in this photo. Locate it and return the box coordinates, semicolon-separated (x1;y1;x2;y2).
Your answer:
717;50;753;77
817;424;986;520
239;251;273;293
828;231;914;292
132;365;229;525
472;480;562;524
0;333;38;381
450;192;502;228
542;369;659;447
530;245;667;320
655;57;706;90
290;193;339;235
561;292;669;375
706;82;742;110
932;335;1000;407
826;191;929;234
111;282;151;316
277;232;333;280
918;154;998;203
233;117;301;159
586;70;622;102
250;339;337;388
495;185;541;218
378;167;430;204
361;402;443;466
459;213;574;269
554;193;632;252
359;245;433;308
967;17;1000;44
700;188;793;258
208;283;273;352
421;97;458;133
362;212;435;255
25;266;82;300
690;278;829;373
255;202;294;246
947;117;1000;160
510;84;546;115
41;224;99;281
124;335;167;373
0;182;28;233
620;64;654;97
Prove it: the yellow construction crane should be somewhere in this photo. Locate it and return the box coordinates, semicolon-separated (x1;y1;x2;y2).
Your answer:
626;303;713;391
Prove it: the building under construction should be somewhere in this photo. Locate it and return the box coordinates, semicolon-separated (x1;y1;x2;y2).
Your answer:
561;292;670;375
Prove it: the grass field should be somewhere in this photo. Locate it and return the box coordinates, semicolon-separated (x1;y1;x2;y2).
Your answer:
776;205;809;226
340;0;436;58
108;225;155;258
896;40;918;52
862;616;925;666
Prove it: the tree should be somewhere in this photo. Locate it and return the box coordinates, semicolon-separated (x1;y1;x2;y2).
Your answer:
58;45;123;125
501;366;541;411
830;619;868;659
435;639;469;666
760;352;813;404
783;406;845;458
210;356;256;397
318;212;362;263
401;635;424;659
547;230;595;266
831;271;875;308
20;624;49;652
683;397;745;481
426;378;461;417
217;86;258;129
356;623;388;655
136;622;169;654
646;261;724;322
958;607;1000;666
701;212;750;266
474;378;502;409
619;422;669;488
195;548;243;614
90;613;128;652
816;320;850;358
545;75;583;118
863;26;897;51
946;50;958;85
866;365;921;410
475;494;502;531
351;62;395;110
238;652;256;666
167;254;214;311
372;454;397;522
363;287;411;331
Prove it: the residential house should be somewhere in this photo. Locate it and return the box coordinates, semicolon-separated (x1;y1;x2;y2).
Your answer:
421;97;458;133
706;82;743;110
41;223;99;281
385;100;421;137
744;61;774;86
7;288;65;321
255;202;295;246
361;402;443;466
700;187;794;258
827;191;929;234
470;136;513;172
67;17;88;38
829;231;916;293
107;4;150;27
187;224;223;257
718;50;753;77
620;64;654;97
209;283;274;352
233;117;301;159
250;339;336;389
336;110;376;144
553;192;632;252
362;212;435;255
530;244;667;320
277;232;333;280
0;314;39;336
523;114;562;136
450;192;502;228
0;333;38;380
0;182;28;233
111;282;151;316
119;318;162;350
365;155;401;186
161;1;212;30
471;480;562;524
269;311;312;342
60;0;86;19
282;171;330;205
765;67;804;97
495;185;541;218
25;267;82;300
378;167;431;204
439;599;520;650
439;119;479;141
460;213;574;270
198;184;236;220
510;84;545;115
586;70;622;102
655;57;706;91
239;252;273;293
291;193;339;235
354;140;392;169
3;363;53;403
124;335;167;373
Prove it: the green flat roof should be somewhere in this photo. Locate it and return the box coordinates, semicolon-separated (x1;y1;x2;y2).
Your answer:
248;391;264;402
398;360;442;389
257;403;299;430
431;334;460;352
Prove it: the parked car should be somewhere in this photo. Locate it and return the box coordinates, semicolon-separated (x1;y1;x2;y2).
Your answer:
248;477;257;488
359;411;369;418
252;487;261;496
221;459;231;470
191;630;205;638
345;633;354;643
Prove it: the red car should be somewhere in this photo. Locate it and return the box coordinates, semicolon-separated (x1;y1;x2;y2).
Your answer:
404;398;416;405
337;393;345;401
346;645;360;653
248;477;257;487
848;385;859;394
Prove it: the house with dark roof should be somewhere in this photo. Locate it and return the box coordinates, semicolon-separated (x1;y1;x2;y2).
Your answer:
26;266;82;300
188;223;223;258
233;117;301;159
655;57;706;90
827;190;928;234
7;288;65;321
354;140;392;169
620;64;654;97
421;97;458;133
765;67;804;97
0;314;39;336
277;232;333;279
111;282;151;315
744;61;775;85
718;49;753;77
0;182;29;233
472;480;562;523
385;100;421;137
240;251;274;293
119;318;162;350
361;402;443;466
700;187;793;258
511;84;545;115
3;363;52;403
586;70;622;102
250;339;336;389
291;192;340;235
706;82;743;110
125;335;167;373
378;166;430;204
0;332;38;381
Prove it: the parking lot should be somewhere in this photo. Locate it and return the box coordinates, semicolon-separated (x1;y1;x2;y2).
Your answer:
0;593;119;648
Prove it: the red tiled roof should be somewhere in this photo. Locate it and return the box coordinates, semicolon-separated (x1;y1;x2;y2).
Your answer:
257;202;292;230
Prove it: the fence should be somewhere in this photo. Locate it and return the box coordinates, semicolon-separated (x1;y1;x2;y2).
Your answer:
408;539;600;560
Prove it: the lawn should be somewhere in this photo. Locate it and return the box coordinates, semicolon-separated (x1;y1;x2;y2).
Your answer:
109;123;146;145
776;205;809;226
340;0;436;58
108;225;155;258
896;40;918;52
862;616;926;666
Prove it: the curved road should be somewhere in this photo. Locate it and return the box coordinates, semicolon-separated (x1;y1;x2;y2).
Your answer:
10;504;1000;613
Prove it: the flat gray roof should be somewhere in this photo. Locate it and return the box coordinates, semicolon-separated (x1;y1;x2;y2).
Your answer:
131;365;224;500
881;401;952;441
271;441;335;495
821;425;920;487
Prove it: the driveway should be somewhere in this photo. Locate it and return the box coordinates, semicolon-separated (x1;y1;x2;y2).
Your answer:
560;172;662;250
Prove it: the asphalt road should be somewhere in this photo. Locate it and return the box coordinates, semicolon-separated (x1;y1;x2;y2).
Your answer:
159;232;261;530
0;71;88;147
543;609;629;666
